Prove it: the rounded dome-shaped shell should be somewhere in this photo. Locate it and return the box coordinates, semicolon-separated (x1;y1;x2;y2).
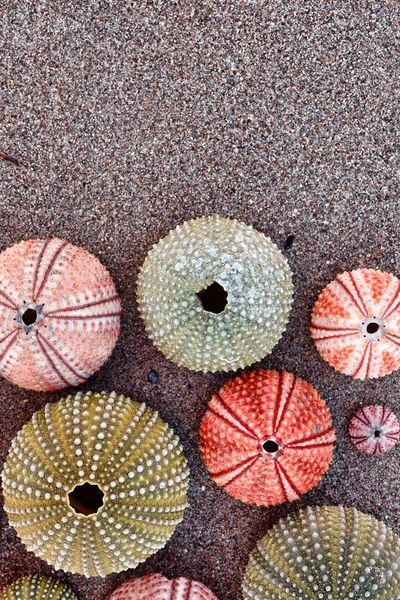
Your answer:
243;505;400;600
137;217;293;372
2;391;189;577
107;573;219;600
349;405;400;455
0;575;77;600
0;238;121;391
200;370;335;506
311;268;400;379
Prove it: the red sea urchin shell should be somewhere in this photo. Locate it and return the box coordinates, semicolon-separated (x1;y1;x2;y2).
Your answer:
107;574;219;600
311;268;400;379
200;370;336;506
0;238;121;391
349;405;400;455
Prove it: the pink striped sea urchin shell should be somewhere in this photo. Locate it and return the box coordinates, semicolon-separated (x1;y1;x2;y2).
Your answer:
311;268;400;379
0;238;121;391
349;405;400;455
107;574;219;600
200;369;336;507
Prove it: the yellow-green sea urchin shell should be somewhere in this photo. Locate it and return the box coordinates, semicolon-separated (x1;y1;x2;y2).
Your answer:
243;505;400;600
0;575;77;600
137;217;293;372
2;391;189;577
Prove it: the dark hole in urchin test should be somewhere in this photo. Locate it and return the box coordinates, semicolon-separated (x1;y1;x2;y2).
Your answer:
196;281;228;314
68;482;104;516
374;430;381;438
367;322;380;334
22;308;37;326
263;440;280;453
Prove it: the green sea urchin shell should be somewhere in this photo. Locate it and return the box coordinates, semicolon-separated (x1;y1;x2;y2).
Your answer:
0;575;77;600
137;216;293;372
2;391;189;577
243;505;400;600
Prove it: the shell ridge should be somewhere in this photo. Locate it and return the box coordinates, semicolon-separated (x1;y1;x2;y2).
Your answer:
382;279;400;318
36;332;74;387
32;239;52;301
352;342;371;379
349;271;369;315
336;275;367;317
40;331;90;380
46;294;121;316
274;371;296;434
213;392;257;439
255;532;317;600
35;239;69;302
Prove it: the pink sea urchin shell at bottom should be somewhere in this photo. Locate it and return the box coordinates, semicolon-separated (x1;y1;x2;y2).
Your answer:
349;405;400;455
107;574;219;600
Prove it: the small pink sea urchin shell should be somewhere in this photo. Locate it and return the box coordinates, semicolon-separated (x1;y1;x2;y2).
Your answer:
107;574;219;600
311;268;400;379
349;405;400;455
200;369;336;507
0;238;121;391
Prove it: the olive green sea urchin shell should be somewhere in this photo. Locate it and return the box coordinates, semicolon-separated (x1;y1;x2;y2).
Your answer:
243;505;400;600
0;575;77;600
2;391;189;577
137;217;293;372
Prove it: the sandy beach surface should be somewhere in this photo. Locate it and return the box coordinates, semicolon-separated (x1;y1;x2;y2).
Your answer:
1;1;399;598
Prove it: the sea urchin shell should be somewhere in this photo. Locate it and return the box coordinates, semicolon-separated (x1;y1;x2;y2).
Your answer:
311;268;400;379
349;405;400;455
200;370;335;506
2;391;189;577
0;237;121;391
137;217;293;372
107;574;219;600
0;575;77;600
243;505;400;600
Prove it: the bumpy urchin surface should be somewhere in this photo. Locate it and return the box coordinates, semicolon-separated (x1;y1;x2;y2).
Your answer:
107;573;219;600
137;217;293;372
2;391;189;577
0;574;77;600
0;238;121;391
200;370;335;506
311;268;400;379
243;505;400;600
349;405;400;455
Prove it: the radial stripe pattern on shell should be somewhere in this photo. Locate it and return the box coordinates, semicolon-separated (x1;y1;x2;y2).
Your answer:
137;217;293;372
243;505;400;600
311;268;400;379
2;391;189;577
107;573;219;600
200;370;335;507
0;238;121;391
0;575;77;600
349;405;400;455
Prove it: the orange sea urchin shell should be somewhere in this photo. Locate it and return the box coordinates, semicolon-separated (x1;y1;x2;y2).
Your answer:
311;268;400;379
0;238;121;391
107;574;219;600
200;369;335;507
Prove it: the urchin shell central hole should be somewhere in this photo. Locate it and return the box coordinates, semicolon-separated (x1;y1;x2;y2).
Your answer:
196;281;228;314
367;322;380;334
22;308;37;326
263;439;280;453
68;482;104;516
374;430;381;438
